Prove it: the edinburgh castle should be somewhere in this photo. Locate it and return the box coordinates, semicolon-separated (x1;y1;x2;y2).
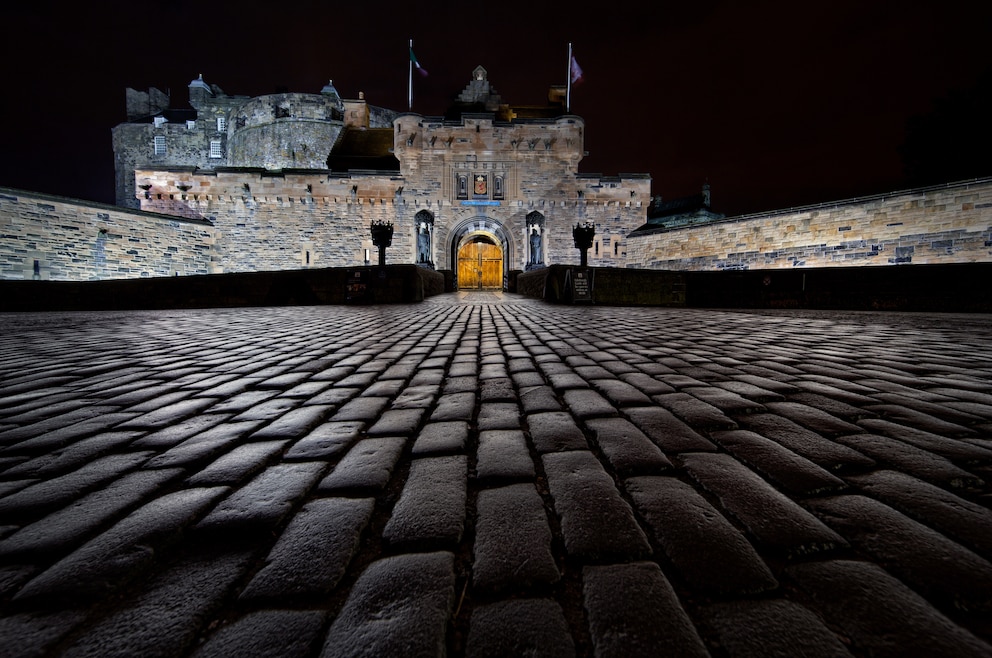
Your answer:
1;68;989;291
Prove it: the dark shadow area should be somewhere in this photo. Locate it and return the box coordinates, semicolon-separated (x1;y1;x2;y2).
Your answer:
0;266;447;312
518;263;992;312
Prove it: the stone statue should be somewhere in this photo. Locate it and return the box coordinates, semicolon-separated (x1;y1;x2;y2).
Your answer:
418;224;430;263
529;228;542;265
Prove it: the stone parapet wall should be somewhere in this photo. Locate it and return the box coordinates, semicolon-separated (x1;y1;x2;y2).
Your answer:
0;265;445;311
518;265;686;306
627;178;992;270
0;188;216;281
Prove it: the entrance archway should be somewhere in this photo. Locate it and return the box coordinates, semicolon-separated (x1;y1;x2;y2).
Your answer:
448;216;515;291
457;236;502;290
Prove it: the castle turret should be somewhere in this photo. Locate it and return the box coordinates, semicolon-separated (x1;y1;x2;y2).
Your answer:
321;80;341;100
188;74;214;109
321;80;345;121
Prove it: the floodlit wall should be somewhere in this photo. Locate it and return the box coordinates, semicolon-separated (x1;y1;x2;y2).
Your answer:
4;178;990;283
0;188;217;281
627;178;992;270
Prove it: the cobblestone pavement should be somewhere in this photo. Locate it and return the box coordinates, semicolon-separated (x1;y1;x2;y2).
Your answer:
1;292;991;658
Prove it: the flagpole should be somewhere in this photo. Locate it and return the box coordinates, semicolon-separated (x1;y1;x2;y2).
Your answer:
566;42;572;113
566;42;573;113
408;39;414;111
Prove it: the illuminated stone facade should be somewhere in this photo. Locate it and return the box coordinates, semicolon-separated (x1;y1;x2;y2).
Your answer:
118;68;649;288
3;70;989;284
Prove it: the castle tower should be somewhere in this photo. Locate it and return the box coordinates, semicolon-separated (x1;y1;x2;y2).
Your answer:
188;74;214;109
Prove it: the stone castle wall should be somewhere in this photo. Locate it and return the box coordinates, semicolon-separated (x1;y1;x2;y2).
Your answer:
112;78;397;211
112;121;215;211
132;168;649;274
627;178;992;270
5;178;991;283
225;93;345;169
74;73;992;289
0;189;216;281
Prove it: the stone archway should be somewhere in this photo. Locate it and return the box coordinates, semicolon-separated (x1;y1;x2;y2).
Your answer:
448;216;515;291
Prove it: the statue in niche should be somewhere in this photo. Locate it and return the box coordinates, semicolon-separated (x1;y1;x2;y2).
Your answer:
529;227;542;265
417;222;431;263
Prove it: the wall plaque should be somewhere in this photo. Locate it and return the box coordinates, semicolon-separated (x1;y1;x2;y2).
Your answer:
569;268;593;303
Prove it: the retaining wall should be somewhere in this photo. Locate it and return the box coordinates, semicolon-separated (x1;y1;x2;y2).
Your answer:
0;188;216;281
0;265;445;312
627;178;992;270
517;266;686;306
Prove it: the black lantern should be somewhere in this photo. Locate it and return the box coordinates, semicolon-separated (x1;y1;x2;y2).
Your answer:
572;222;595;267
370;220;394;266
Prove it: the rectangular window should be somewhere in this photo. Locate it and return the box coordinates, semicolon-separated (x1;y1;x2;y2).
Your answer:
186;120;196;130
209;140;223;158
153;135;166;156
216;116;227;132
153;116;166;128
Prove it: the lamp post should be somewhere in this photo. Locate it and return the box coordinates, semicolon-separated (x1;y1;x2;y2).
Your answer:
370;220;393;266
573;222;595;267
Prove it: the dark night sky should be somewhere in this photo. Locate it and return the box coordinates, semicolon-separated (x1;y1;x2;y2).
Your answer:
1;1;988;217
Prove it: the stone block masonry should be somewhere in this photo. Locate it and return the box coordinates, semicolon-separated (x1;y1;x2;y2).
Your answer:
0;188;215;281
4;177;992;289
132;167;649;275
626;177;992;271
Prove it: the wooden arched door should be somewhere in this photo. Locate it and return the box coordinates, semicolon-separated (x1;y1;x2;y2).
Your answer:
457;239;503;290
